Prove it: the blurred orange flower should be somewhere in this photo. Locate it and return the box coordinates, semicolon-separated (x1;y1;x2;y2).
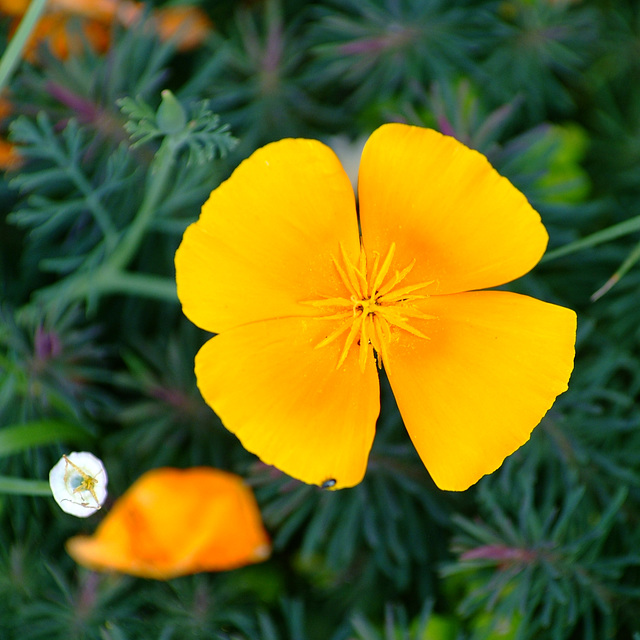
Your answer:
0;137;22;170
13;13;111;61
175;123;577;492
0;95;22;170
0;96;12;120
115;3;213;52
0;0;212;61
0;0;114;20
151;5;213;52
66;467;270;579
47;0;118;22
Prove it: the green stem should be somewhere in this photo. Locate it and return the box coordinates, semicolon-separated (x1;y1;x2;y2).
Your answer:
0;0;49;94
591;238;640;301
86;270;177;302
542;214;640;262
34;112;119;244
0;476;51;497
36;139;182;306
64;156;119;249
108;138;178;272
30;133;185;308
34;267;178;307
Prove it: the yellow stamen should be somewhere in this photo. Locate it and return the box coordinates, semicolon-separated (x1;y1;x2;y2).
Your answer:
370;242;396;295
63;454;102;509
303;243;434;371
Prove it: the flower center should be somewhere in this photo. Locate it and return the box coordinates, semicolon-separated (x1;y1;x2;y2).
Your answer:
356;296;380;317
303;242;434;371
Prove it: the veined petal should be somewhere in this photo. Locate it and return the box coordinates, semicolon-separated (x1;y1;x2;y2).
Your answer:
358;124;548;295
175;139;360;334
195;316;380;489
66;468;270;579
384;291;576;491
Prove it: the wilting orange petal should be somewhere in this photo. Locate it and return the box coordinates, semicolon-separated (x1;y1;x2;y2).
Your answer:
195;316;380;489
66;468;271;579
153;6;212;51
175;138;360;334
385;291;576;491
358;124;549;296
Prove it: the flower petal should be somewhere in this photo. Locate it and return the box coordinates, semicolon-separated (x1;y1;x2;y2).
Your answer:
66;467;270;579
175;138;360;334
195;316;380;489
384;291;576;491
358;123;549;295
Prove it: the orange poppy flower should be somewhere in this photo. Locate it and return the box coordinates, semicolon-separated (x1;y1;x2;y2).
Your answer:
175;123;577;492
1;0;211;61
66;467;270;579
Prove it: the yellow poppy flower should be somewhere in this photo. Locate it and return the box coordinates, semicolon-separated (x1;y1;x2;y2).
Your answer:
175;123;577;492
66;467;270;579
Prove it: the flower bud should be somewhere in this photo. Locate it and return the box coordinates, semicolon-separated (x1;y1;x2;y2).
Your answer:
156;89;187;135
49;452;108;518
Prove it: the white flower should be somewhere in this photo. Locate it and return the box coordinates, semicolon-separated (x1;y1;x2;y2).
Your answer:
49;452;108;518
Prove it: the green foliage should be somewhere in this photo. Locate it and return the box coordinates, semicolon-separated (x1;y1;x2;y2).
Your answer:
8;114;138;280
307;0;480;111
476;0;601;120
445;457;639;639
349;602;444;640
251;380;451;612
0;304;110;424
0;421;92;459
8;90;233;311
3;0;640;639
182;0;333;153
